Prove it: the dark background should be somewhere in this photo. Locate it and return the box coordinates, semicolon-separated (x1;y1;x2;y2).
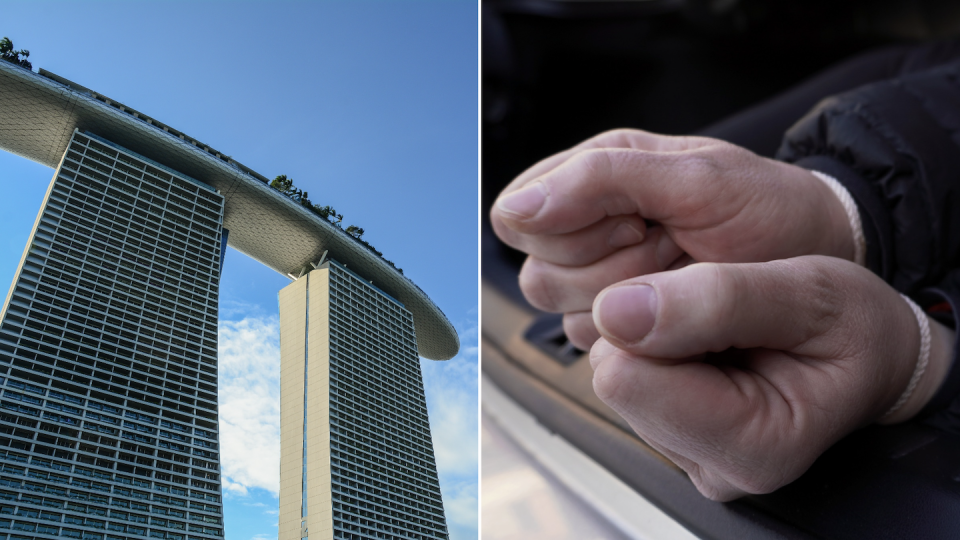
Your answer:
482;0;960;275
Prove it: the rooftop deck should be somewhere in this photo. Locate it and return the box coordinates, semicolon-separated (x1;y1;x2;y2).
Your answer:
0;60;459;360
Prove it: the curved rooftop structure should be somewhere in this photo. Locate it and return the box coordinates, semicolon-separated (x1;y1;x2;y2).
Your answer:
0;60;459;360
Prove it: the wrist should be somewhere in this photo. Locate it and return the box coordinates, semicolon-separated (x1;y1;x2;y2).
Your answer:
877;314;955;424
808;170;864;265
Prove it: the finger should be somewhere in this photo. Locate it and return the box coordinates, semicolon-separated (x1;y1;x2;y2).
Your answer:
500;129;711;196
492;214;647;267
592;257;849;359
493;141;740;236
519;227;685;313
563;311;600;352
666;253;696;271
589;335;620;370
665;449;747;502
590;340;804;498
638;435;747;502
590;340;758;440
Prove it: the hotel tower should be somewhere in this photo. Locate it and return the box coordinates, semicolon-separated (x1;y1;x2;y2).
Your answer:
278;261;447;540
0;60;458;540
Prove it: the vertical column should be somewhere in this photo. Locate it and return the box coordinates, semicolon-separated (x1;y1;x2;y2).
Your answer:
278;276;308;539
306;268;333;538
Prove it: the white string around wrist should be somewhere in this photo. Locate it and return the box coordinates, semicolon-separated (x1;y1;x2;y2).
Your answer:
810;171;866;267
881;294;931;420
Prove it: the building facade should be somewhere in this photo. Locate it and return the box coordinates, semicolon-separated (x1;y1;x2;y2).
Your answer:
279;262;448;540
0;62;459;364
0;131;225;539
0;61;460;540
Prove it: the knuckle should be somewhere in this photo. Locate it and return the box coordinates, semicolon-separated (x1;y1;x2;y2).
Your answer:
714;264;744;317
649;149;736;218
573;148;614;180
564;313;598;352
730;462;794;497
591;355;627;403
688;465;735;501
592;128;636;146
698;458;780;499
695;481;729;502
518;259;562;312
683;263;740;335
797;264;844;337
711;266;740;340
681;147;723;180
768;258;845;345
489;197;507;225
681;143;747;182
489;210;519;245
731;471;775;496
587;338;605;371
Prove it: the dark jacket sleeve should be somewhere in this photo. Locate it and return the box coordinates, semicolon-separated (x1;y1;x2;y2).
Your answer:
916;272;960;429
775;61;960;422
777;61;960;295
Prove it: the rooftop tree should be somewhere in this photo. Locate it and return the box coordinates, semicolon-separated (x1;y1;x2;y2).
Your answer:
0;37;31;69
268;175;401;273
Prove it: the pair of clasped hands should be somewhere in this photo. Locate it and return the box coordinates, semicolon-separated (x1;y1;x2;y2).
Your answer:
491;130;954;501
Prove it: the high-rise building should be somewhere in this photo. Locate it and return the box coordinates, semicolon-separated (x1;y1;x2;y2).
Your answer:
0;130;226;539
0;57;459;540
278;261;447;540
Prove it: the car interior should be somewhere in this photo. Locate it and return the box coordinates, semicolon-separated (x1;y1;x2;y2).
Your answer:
482;0;960;537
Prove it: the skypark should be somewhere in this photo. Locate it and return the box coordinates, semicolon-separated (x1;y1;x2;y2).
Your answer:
0;59;459;361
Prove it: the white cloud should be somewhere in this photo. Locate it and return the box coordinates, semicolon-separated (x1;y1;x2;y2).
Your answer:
421;317;479;538
422;357;478;478
217;317;282;496
217;312;479;538
444;480;479;540
218;299;269;320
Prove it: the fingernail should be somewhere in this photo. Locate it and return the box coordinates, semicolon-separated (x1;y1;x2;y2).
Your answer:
608;222;644;248
497;182;547;219
595;284;657;344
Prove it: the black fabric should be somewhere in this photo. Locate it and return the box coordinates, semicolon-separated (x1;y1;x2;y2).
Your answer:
792;155;890;278
773;55;960;424
778;65;960;294
700;39;960;158
916;273;960;428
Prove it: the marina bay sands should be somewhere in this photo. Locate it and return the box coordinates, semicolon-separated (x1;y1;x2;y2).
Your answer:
0;59;458;540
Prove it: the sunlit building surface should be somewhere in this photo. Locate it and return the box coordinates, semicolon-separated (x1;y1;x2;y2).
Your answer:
279;262;447;540
0;60;459;540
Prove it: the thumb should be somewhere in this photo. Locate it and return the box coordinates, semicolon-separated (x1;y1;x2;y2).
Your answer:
591;257;849;359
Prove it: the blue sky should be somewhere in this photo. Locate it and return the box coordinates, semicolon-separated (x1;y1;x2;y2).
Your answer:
0;1;478;539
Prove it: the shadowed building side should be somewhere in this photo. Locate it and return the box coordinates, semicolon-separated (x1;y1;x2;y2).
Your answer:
0;130;225;538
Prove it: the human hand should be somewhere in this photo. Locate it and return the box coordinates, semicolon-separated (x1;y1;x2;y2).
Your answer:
490;129;856;349
588;255;953;501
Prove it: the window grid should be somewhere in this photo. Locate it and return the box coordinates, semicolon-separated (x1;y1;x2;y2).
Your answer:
0;132;226;539
326;264;448;540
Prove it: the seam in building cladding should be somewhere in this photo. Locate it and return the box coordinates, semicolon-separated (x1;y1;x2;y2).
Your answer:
0;59;458;540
